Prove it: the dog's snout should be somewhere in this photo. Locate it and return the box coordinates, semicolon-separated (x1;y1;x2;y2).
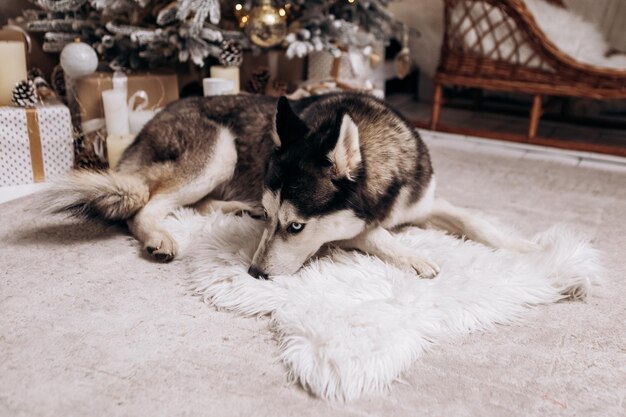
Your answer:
247;265;268;280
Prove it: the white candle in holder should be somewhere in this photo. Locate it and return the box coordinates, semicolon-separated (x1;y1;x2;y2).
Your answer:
203;78;235;96
102;89;130;135
0;41;28;106
210;66;240;94
107;133;136;169
129;109;157;134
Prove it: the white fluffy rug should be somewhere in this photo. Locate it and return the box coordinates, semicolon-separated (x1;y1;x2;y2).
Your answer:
166;209;601;401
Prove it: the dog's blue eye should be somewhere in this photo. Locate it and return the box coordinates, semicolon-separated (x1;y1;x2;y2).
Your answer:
287;222;305;233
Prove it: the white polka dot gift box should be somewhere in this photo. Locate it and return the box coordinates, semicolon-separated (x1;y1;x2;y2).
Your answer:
0;104;74;186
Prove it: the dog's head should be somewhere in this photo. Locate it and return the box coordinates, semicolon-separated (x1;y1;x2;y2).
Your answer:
248;97;366;279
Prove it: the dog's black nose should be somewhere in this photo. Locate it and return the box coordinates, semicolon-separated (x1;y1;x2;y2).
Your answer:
247;265;268;280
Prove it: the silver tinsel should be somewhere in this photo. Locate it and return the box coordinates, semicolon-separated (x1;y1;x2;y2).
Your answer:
32;0;88;12
200;27;224;43
157;7;178;26
130;29;165;46
90;0;134;12
177;0;221;35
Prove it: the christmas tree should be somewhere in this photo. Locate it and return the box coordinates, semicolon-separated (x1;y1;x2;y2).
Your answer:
18;0;408;70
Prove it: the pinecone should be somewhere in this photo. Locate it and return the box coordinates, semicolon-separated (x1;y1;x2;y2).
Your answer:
11;80;38;108
74;131;109;170
28;67;55;102
218;40;243;67
265;80;288;97
28;67;45;80
74;147;108;170
74;151;108;170
246;67;270;94
51;65;67;101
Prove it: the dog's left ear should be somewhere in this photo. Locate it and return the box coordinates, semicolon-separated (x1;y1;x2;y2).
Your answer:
328;114;361;180
274;96;309;149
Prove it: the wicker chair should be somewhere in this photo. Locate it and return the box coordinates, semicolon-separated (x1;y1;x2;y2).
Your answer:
431;0;626;155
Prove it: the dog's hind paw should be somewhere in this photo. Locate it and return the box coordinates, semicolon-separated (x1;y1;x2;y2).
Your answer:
145;232;178;263
409;257;440;279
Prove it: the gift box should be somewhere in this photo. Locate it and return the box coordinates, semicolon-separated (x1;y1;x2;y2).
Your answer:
72;71;179;169
305;47;386;97
74;71;179;124
240;50;306;92
307;51;360;81
296;49;385;99
0;104;74;186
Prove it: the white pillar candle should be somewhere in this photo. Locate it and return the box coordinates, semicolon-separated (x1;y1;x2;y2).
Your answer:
0;41;28;106
102;89;130;135
203;78;235;96
210;66;240;94
106;133;136;169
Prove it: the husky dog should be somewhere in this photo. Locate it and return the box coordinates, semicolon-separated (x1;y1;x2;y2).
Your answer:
41;93;534;279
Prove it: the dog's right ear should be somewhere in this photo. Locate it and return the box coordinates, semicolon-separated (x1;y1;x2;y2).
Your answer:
273;96;309;149
328;114;361;181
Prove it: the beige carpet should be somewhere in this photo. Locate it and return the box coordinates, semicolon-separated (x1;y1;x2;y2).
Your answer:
1;137;624;417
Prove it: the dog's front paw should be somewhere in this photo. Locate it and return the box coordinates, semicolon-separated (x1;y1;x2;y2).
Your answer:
232;203;264;218
145;232;178;262
409;257;440;279
201;200;264;218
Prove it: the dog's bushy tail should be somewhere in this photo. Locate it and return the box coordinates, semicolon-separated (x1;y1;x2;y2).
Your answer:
425;198;539;252
37;170;149;221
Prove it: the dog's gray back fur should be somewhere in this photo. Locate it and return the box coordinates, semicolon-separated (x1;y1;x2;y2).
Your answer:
118;95;278;202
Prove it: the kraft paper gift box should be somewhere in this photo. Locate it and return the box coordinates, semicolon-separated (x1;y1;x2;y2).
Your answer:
72;71;179;169
74;71;179;125
0;104;74;186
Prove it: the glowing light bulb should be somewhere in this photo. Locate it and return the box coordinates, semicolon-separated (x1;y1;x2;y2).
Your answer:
235;3;243;11
278;8;286;17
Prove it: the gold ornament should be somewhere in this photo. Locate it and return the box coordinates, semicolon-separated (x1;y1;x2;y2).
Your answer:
245;0;287;48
